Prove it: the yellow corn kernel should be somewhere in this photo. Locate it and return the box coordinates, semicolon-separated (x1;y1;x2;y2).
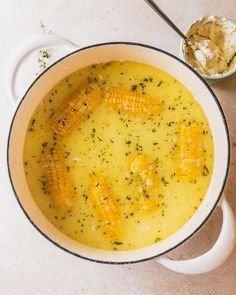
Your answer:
88;175;122;240
134;198;159;215
177;124;204;178
105;87;161;117
49;84;102;136
41;149;75;212
130;155;157;187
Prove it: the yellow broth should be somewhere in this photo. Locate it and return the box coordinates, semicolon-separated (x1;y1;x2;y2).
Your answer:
23;61;214;250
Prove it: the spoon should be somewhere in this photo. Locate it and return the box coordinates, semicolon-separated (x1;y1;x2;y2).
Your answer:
144;0;188;41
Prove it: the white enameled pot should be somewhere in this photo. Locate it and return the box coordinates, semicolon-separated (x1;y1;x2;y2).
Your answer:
5;35;235;275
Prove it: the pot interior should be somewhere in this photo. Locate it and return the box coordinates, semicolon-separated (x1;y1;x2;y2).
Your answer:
8;43;229;263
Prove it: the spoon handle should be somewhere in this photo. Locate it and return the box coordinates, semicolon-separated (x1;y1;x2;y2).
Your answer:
144;0;187;40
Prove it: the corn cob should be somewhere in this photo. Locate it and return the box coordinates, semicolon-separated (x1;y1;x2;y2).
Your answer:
41;149;75;212
88;175;122;240
177;124;204;178
134;197;159;215
105;87;161;117
49;84;102;136
130;155;157;187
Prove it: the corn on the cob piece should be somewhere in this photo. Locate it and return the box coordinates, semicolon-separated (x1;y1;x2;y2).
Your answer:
41;149;75;212
130;155;157;187
88;175;122;240
177;124;204;178
134;197;159;215
105;87;161;117
49;84;102;136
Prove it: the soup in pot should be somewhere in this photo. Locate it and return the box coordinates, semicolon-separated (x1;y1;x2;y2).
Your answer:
23;61;214;250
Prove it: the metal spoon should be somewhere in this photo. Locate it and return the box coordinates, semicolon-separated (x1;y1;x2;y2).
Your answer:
144;0;187;41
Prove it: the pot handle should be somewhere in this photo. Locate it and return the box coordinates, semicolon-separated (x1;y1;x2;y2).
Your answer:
157;195;235;274
4;34;78;106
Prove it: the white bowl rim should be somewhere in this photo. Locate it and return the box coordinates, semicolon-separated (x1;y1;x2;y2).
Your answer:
7;41;230;264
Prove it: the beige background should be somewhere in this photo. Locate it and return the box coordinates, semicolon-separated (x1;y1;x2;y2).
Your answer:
0;0;235;294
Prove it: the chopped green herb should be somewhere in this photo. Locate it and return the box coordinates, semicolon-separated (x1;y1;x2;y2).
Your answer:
131;85;138;91
154;237;161;243
113;241;123;245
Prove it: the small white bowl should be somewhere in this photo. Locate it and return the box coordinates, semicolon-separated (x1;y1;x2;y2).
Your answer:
180;16;236;83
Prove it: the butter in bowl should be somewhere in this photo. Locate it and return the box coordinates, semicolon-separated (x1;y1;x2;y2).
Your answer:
180;16;236;82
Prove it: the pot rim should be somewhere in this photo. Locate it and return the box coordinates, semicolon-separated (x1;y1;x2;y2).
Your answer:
7;41;230;264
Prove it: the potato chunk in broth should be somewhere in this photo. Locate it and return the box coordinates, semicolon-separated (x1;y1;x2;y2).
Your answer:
24;61;214;250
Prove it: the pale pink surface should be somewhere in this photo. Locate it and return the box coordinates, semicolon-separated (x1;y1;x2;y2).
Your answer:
0;0;235;294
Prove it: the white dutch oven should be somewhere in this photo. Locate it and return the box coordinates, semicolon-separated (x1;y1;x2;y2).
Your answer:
5;35;235;275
